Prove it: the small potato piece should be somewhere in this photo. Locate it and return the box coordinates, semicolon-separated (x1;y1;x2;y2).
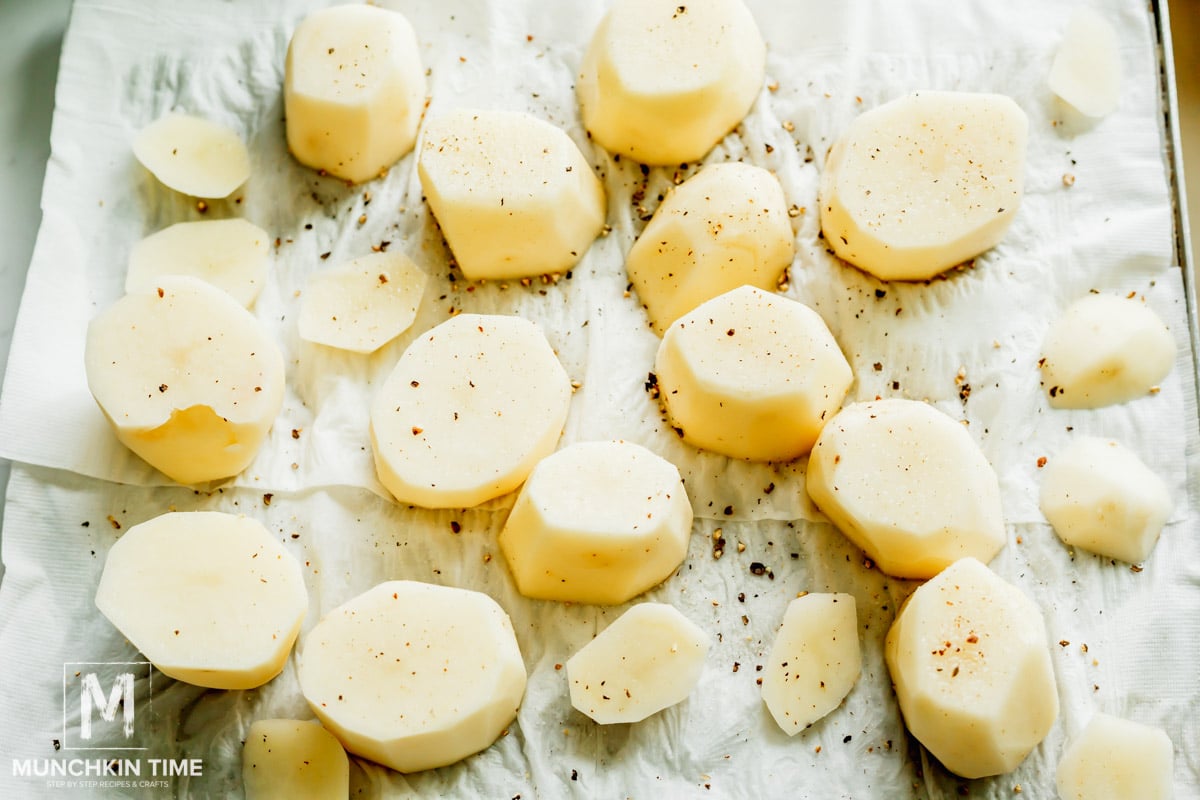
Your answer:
370;314;571;508
1041;294;1174;409
84;277;285;485
885;558;1059;779
285;5;425;183
567;603;709;724
1048;8;1121;119
577;0;765;165
655;286;851;461
761;593;861;734
499;441;692;605
819;91;1028;281
627;163;794;333
418;109;606;280
807;399;1005;579
243;719;349;800
298;251;427;353
126;219;270;308
1040;437;1172;564
297;581;527;773
1056;713;1174;800
133;113;250;198
95;512;307;690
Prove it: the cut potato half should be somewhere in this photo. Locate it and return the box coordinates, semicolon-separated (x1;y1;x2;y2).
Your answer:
133;112;250;198
126;219;270;308
243;719;349;800
298;251;427;353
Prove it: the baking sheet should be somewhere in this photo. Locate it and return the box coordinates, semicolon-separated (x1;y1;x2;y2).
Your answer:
1;0;1197;797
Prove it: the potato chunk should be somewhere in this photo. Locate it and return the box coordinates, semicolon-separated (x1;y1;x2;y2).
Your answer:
243;719;349;800
761;593;861;734
370;314;571;508
577;0;765;165
285;5;425;183
627;163;794;333
819;91;1028;281
885;558;1059;779
1048;8;1121;119
655;286;851;461
126;219;270;308
499;441;692;605
95;512;307;690
297;581;526;773
806;399;1005;579
1056;713;1174;800
567;603;709;724
132;113;250;198
418;109;606;280
84;277;285;484
1040;437;1172;563
298;251;427;354
1041;294;1175;409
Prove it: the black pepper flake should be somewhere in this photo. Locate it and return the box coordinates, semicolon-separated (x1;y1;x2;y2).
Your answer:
158;383;168;393
81;521;90;527
644;371;660;399
263;493;273;506
764;482;775;495
874;289;886;299
1049;385;1060;398
320;252;332;260
749;562;766;576
571;769;578;781
291;429;301;439
723;505;734;516
873;362;883;372
843;735;852;744
450;521;462;534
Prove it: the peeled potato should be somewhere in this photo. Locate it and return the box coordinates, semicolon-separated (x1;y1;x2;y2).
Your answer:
654;285;852;461
627;163;793;333
370;314;571;508
1041;294;1175;409
126;219;270;308
819;91;1028;281
1040;437;1172;563
577;0;765;164
243;719;349;800
885;558;1059;779
418;109;606;280
1056;713;1174;800
498;441;692;605
761;593;861;734
95;512;307;690
298;251;427;353
132;112;250;198
567;603;709;724
285;5;426;183
1048;8;1121;119
297;581;527;773
84;277;285;485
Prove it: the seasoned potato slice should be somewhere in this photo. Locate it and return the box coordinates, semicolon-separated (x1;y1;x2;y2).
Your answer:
1056;713;1174;800
243;719;349;800
133;113;250;198
126;219;270;308
1048;8;1121;118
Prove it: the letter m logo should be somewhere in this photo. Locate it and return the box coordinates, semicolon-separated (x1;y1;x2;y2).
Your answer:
63;662;151;750
80;672;134;740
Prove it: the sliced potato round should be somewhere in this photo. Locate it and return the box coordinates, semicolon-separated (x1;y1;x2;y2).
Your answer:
298;251;427;354
297;581;527;773
243;719;349;800
370;314;571;508
577;0;765;164
95;512;307;690
1055;713;1174;800
84;277;285;485
1041;294;1175;409
133;112;250;198
1048;8;1121;119
566;603;709;724
819;91;1028;280
126;219;270;307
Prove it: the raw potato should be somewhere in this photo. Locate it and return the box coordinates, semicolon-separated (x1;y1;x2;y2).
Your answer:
133;112;251;198
499;441;692;605
1056;713;1174;800
885;558;1059;779
577;0;765;164
418;109;606;280
370;314;571;508
84;277;285;484
1041;294;1175;409
243;719;349;800
819;91;1028;280
1039;437;1172;563
95;512;307;690
126;219;270;308
1048;8;1121;118
285;5;425;183
806;399;1005;579
567;603;709;724
298;251;427;353
654;285;852;461
627;163;794;333
761;593;861;734
297;581;527;773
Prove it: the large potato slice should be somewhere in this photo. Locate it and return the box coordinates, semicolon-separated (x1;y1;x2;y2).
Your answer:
126;219;270;308
1048;8;1121;119
243;719;349;800
1055;713;1174;800
133;112;250;198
